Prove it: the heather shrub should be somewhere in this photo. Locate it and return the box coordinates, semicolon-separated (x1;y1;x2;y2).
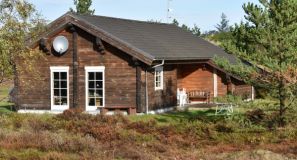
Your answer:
94;112;129;125
126;119;157;134
56;108;90;121
0;107;296;159
113;145;144;160
118;130;155;143
0;149;44;160
42;152;78;160
215;122;234;133
245;109;266;124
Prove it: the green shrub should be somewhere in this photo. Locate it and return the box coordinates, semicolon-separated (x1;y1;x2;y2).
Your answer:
214;94;243;104
241;99;279;111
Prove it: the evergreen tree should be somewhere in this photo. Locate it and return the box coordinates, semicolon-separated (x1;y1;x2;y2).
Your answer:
172;19;179;26
217;0;297;125
172;19;201;36
70;0;94;15
181;24;191;32
191;24;201;37
215;13;230;32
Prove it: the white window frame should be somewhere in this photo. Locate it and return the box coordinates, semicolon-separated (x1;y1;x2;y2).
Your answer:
213;68;218;97
85;66;105;111
50;66;70;111
154;66;164;90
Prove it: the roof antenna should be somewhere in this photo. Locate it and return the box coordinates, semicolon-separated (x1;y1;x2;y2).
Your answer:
167;0;173;23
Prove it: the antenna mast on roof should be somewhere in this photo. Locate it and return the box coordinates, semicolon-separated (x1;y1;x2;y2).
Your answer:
167;0;173;23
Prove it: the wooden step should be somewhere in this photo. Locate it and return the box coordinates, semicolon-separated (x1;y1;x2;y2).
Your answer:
101;106;136;115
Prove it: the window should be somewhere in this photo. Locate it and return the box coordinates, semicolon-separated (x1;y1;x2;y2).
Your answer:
155;66;163;90
85;66;105;111
50;66;69;110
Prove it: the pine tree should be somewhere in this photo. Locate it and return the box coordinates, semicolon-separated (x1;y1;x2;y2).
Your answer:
172;19;179;26
172;19;201;36
191;24;201;37
181;24;191;32
70;0;95;15
215;13;230;32
218;0;297;125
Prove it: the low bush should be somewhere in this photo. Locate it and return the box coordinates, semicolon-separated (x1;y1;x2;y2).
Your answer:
246;109;266;124
215;122;234;133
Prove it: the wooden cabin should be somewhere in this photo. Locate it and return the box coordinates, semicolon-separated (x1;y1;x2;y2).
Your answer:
12;12;253;114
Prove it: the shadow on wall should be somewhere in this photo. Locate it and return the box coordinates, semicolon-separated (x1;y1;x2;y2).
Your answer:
151;78;176;110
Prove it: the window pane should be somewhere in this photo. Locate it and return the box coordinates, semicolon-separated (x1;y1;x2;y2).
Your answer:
60;72;67;80
157;82;161;87
54;89;60;96
89;98;95;106
95;98;102;107
61;89;67;96
89;81;95;88
95;89;103;97
54;81;59;88
60;81;67;88
54;97;61;105
157;71;161;76
96;72;102;80
156;76;160;82
61;97;67;105
89;72;95;80
88;89;95;97
54;72;59;80
95;81;103;89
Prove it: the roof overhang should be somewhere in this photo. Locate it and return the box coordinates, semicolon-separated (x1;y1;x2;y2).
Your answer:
28;12;155;65
163;59;243;81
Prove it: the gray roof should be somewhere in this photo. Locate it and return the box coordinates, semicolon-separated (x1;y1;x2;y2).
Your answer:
70;13;237;63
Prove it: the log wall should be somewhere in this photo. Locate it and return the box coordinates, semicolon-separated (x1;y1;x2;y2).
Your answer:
17;28;137;110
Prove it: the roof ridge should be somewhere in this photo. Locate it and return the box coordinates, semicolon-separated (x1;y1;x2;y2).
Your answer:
68;12;174;26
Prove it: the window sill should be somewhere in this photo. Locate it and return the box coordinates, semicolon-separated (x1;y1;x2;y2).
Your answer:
155;88;163;91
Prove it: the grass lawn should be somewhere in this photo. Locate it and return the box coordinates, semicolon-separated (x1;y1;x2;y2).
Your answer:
0;81;14;114
0;102;14;113
130;109;220;124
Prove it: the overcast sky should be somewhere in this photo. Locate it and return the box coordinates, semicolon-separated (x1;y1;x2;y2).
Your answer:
28;0;259;32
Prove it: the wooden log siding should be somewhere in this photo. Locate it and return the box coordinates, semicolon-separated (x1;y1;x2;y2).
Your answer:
17;28;137;110
176;64;252;101
217;70;228;97
177;64;215;98
233;80;253;99
145;65;177;111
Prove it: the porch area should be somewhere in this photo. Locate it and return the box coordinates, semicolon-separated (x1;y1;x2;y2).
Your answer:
177;63;220;105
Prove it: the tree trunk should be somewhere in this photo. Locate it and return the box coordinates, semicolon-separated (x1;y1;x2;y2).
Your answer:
12;64;18;110
278;78;286;126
